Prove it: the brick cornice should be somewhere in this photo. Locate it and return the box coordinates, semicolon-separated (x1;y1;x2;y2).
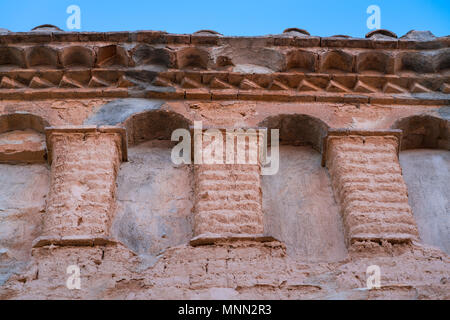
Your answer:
321;129;403;166
0;30;448;49
0;29;448;103
45;125;128;164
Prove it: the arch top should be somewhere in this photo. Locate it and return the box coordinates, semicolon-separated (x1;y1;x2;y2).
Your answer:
392;114;450;151
123;109;192;146
0;112;50;134
84;98;191;146
0;112;49;163
258;113;329;153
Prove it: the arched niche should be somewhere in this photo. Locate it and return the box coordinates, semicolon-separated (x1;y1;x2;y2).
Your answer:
393;115;450;254
258;114;347;262
259;113;328;152
0;113;49;164
319;50;354;73
394;115;449;151
112;110;194;258
176;47;209;70
123;110;191;146
0;113;50;285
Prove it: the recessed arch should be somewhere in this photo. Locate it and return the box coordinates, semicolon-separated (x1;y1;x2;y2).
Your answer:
258;113;329;152
357;51;392;74
319;50;353;73
123;109;192;146
394;114;450;254
113;109;194;256
0;112;50;134
259;113;346;262
96;45;130;67
25;46;59;68
398;52;434;73
0;46;26;69
176;47;209;70
286;50;316;72
0;113;49;164
436;49;450;73
392;114;450;150
132;44;173;68
60;46;95;68
0;112;50;280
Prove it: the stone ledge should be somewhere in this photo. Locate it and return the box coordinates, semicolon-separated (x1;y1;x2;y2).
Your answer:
350;233;416;245
44;125;128;164
0;88;129;100
0;88;448;105
0;149;46;164
321;129;403;166
190;233;278;246
32;235;117;248
0;30;448;50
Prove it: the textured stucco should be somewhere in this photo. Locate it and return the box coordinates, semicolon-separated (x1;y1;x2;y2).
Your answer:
262;146;347;262
112;140;194;258
0;28;449;300
400;149;450;254
0;163;49;285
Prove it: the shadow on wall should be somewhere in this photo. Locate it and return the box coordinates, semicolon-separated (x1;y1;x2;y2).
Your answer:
111;110;194;259
259;114;347;262
0;113;50;285
259;114;328;152
394;114;450;254
0;113;49;164
394;114;450;150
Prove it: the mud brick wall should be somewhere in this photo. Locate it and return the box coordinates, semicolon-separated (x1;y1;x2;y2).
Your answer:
325;134;419;245
35;129;123;246
0;27;449;300
193;163;263;237
192;129;265;241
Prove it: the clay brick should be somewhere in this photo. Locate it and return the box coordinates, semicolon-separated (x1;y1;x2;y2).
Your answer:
192;129;265;241
325;133;419;245
40;128;125;244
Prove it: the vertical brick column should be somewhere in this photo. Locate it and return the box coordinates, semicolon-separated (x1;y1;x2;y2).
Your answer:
323;130;419;245
33;126;127;247
190;128;271;245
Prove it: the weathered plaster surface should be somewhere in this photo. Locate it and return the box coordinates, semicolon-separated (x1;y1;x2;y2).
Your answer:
262;146;347;262
0;27;448;299
112;140;194;258
400;149;450;254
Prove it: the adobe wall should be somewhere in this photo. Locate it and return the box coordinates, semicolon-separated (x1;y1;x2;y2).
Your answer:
0;27;449;299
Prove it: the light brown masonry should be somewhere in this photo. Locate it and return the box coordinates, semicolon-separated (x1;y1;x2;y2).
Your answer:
191;129;269;245
33;126;126;247
325;132;419;245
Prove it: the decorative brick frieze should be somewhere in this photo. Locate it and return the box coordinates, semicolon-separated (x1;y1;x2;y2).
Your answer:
0;29;448;104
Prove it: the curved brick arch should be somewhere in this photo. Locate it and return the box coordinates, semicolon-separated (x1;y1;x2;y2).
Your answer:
356;51;393;74
392;114;450;150
0;46;26;69
123;109;192;146
176;47;209;70
395;114;450;254
0;112;50;134
319;50;354;73
25;45;59;69
0;112;49;163
59;46;95;68
258;113;329;152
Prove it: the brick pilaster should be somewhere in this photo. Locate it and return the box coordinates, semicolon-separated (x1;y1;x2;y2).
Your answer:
323;130;419;245
33;126;127;247
190;128;271;245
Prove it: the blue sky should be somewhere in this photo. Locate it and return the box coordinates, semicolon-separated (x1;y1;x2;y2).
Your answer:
0;0;449;37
